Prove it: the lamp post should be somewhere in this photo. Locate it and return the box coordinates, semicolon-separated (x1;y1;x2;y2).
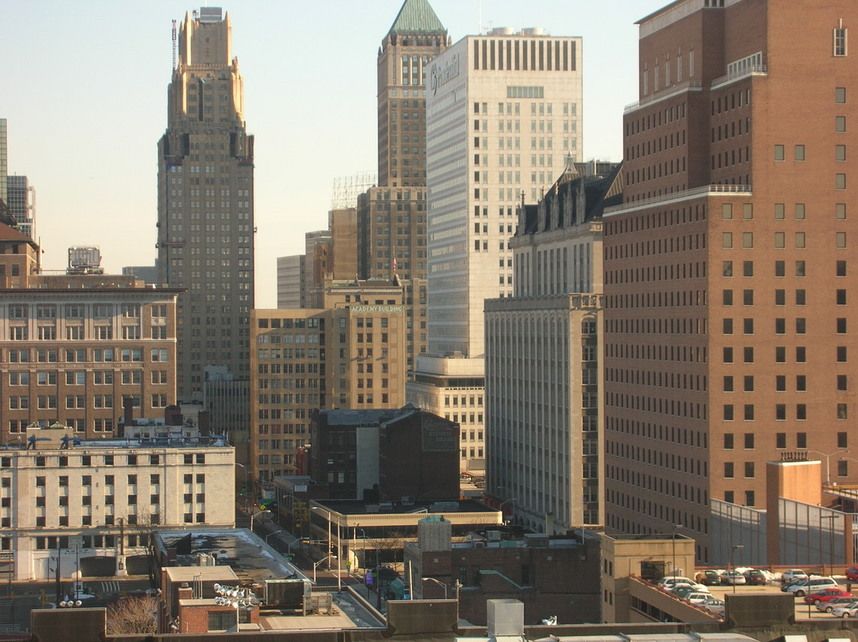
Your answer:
806;450;837;486
820;514;839;575
235;463;249;513
421;576;448;598
312;555;333;584
250;509;270;533
671;524;683;580
729;544;744;594
311;506;341;591
265;530;284;546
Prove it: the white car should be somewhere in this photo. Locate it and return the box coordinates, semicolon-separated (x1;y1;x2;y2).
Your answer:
785;576;839;597
686;592;713;605
701;597;725;616
658;576;705;591
781;569;808;585
833;602;858;619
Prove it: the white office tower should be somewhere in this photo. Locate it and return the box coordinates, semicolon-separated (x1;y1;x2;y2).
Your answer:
409;29;583;476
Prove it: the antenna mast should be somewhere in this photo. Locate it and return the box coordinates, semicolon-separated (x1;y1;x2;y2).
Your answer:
172;19;177;70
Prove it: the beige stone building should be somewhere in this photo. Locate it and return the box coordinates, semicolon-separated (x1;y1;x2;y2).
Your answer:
157;7;254;402
485;162;621;532
0;225;179;443
604;0;858;562
2;423;234;581
250;280;408;484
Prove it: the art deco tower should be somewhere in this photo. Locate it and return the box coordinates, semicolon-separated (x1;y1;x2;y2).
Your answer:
157;7;254;401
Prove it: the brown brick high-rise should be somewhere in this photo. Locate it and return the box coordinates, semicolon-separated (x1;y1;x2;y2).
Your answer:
604;0;857;562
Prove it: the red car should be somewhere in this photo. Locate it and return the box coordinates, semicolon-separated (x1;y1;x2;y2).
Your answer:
847;567;858;582
803;588;853;605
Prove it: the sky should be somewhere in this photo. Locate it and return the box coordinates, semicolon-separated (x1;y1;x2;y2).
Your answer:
2;0;666;308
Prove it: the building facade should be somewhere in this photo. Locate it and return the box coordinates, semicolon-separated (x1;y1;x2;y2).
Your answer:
276;255;304;309
604;0;858;562
250;281;408;484
0;119;6;206
412;28;584;478
0;232;179;442
157;7;254;402
485;162;620;532
2;424;234;580
6;175;35;240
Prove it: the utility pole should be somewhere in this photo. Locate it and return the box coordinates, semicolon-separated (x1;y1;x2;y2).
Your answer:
54;539;61;605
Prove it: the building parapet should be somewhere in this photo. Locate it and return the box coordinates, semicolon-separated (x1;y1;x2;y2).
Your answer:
485;293;603;313
624;80;703;114
604;184;752;217
711;66;767;91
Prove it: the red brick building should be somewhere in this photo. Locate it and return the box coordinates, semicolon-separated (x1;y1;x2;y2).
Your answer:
604;0;858;563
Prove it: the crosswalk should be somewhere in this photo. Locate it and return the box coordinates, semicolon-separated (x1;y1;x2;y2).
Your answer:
95;580;121;595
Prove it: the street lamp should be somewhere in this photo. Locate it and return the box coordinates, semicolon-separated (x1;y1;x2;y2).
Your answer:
820;514;840;575
250;509;270;533
235;463;249;513
265;530;285;546
312;555;334;584
311;506;341;591
671;524;683;580
729;544;744;594
421;576;448;598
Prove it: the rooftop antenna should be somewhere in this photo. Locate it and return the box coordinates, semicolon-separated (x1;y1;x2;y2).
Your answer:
171;19;177;70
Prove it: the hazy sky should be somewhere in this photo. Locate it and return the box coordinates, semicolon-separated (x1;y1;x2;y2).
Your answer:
3;0;665;308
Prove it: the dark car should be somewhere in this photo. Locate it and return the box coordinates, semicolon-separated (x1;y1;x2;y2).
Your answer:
744;569;767;585
700;570;722;586
847;566;858;582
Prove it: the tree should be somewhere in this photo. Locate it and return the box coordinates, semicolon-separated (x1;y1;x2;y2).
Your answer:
105;596;158;635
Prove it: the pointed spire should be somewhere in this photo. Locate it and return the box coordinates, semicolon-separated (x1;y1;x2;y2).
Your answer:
387;0;446;36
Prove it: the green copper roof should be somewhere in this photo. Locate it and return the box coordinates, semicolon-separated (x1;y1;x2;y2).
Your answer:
388;0;446;36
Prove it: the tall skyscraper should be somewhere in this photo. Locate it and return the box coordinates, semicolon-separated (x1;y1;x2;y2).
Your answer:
6;175;35;240
377;0;447;188
410;29;584;475
0;119;7;206
277;255;304;309
604;0;857;563
157;7;254;402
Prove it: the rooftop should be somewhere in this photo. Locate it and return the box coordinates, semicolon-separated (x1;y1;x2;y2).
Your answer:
387;0;446;36
315;498;497;516
165;565;238;583
155;529;306;584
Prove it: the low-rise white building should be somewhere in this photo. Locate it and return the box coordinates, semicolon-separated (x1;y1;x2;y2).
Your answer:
2;424;234;580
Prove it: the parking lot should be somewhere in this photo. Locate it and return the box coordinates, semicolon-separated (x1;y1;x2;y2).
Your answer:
706;580;856;621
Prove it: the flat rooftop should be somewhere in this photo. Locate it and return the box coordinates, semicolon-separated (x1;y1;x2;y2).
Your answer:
155;528;306;583
164;565;238;583
315;499;497;515
260;591;385;631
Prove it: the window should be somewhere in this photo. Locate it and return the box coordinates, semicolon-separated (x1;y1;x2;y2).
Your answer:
744;433;755;449
837;289;847;305
837;145;847;162
723;405;735;421
838;403;848;419
796;318;807;334
838;432;848;448
775;203;785;219
776;375;787;392
723;347;734;363
838;260;848;276
743;347;754;363
774;232;785;249
838;374;848;391
723;376;734;392
722;232;733;249
743;290;754;305
774;145;785;161
723;261;733;277
724;462;734;478
724;433;734;449
775;318;786;334
743;261;754;277
725;491;735;504
834;25;848;57
836;116;847;132
837;87;847;103
795;145;806;161
837;318;848;333
744;375;754;392
723;290;734;305
775;260;785;277
722;204;733;219
837;233;847;249
744;405;755;420
742;232;754;248
838;460;849;477
797;432;807;448
797;404;807;420
723;318;734;334
776;433;787;448
745;490;755;507
744;462;755;478
838;346;848;362
836;173;847;189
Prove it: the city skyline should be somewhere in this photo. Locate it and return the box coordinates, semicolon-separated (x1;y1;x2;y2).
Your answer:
2;0;664;307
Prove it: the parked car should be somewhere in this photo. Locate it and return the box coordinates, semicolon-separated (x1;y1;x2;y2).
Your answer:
685;592;713;605
847;566;858;582
817;596;858;613
673;585;710;599
786;576;839;597
699;570;723;586
803;588;851;605
744;569;768;585
833;602;858;619
781;569;808;585
658;576;703;591
701;597;725;616
721;570;747;585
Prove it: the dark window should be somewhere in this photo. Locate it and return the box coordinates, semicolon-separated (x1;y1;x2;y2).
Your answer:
744;462;755;478
744;405;755;420
724;463;734;478
838;346;848;362
127;455;137;466
743;318;754;334
796;289;807;305
743;347;754;363
723;347;734;363
776;433;787;448
838;375;848;390
838;460;849;477
150;455;160;465
82;455;91;466
723;290;733;305
743;261;754;277
723;376;734;392
796;347;807;362
183;454;193;465
837;289;847;305
775;260;785;277
776;404;787;420
743;289;754;305
744;433;755;449
775;318;786;334
745;491;755;507
724;433;734;449
723;318;734;334
838;432;848;448
724;405;735;420
775;289;786;305
744;376;754;392
725;491;735;503
776;347;786;362
837;318;848;333
837;260;847;277
796;375;807;391
797;404;807;420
